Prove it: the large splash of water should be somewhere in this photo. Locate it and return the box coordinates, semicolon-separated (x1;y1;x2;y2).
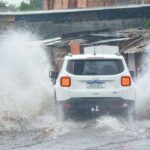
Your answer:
0;31;54;131
136;46;150;118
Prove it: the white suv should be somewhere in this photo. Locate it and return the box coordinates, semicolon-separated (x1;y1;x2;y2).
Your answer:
50;53;136;119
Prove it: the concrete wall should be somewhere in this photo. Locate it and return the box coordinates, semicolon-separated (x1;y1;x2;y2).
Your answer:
0;5;150;38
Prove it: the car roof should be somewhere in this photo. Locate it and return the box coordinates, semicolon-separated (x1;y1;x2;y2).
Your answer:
65;54;123;60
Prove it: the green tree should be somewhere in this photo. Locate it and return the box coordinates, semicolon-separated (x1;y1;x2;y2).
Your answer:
144;21;150;30
0;1;18;11
0;1;6;7
19;0;42;11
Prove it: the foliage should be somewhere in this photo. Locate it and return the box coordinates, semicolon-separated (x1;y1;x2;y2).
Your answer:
144;21;150;29
19;0;42;11
0;1;6;7
8;4;18;11
0;1;18;11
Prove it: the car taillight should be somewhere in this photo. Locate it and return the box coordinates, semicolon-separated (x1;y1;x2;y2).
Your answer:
121;76;131;86
60;77;71;87
63;103;72;109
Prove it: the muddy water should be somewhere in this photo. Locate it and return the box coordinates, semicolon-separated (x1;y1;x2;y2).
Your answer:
0;31;150;150
1;117;150;150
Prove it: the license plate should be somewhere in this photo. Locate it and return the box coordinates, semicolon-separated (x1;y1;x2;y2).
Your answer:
86;81;105;89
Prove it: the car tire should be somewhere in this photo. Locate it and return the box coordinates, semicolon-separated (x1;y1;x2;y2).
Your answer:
54;93;65;120
128;103;136;122
55;102;65;120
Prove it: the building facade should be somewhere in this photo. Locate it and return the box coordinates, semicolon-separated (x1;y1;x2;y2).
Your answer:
43;0;150;10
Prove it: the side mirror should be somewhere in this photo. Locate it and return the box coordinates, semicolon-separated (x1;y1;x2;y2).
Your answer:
129;71;135;78
49;71;58;79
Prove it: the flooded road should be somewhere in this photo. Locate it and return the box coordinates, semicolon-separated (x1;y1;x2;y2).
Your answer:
1;117;150;150
0;31;150;150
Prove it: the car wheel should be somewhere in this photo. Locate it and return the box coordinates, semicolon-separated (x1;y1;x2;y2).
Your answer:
128;104;136;122
120;102;135;122
122;102;135;122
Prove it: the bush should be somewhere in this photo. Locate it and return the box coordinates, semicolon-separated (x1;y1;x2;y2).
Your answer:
19;0;42;11
144;21;150;29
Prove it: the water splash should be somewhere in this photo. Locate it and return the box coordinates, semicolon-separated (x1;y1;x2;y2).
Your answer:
0;31;54;131
136;47;150;119
96;116;125;132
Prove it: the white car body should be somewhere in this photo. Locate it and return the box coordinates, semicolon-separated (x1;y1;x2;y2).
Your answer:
54;53;136;116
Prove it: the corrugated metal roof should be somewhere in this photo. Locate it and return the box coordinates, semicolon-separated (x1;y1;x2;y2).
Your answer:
40;29;150;54
123;47;144;54
120;35;150;54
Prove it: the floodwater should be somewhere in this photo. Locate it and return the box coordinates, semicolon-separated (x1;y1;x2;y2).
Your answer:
0;31;150;150
1;117;150;150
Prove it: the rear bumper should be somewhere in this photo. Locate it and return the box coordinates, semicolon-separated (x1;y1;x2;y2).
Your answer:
55;87;136;102
58;97;135;113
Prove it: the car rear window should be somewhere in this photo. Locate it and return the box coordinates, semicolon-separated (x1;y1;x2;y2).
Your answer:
66;59;124;75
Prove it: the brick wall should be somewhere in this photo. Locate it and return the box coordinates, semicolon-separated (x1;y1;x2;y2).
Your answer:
144;0;150;3
87;0;104;7
43;0;150;10
104;0;114;6
53;0;62;9
43;0;49;10
77;0;87;8
87;0;114;7
63;0;68;9
53;0;70;9
48;0;54;9
68;0;77;8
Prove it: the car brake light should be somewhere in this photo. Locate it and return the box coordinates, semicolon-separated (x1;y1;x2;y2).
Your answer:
60;77;71;87
121;76;131;86
63;103;72;109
